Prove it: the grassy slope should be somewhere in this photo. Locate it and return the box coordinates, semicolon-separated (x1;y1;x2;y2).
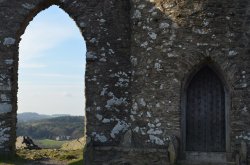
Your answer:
34;139;69;149
0;156;28;165
0;138;85;165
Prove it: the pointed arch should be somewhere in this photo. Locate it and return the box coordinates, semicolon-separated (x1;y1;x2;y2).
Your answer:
1;0;133;157
17;1;85;44
180;61;231;159
14;0;87;114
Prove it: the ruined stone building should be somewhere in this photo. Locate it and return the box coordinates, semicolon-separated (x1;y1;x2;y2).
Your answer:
0;0;249;164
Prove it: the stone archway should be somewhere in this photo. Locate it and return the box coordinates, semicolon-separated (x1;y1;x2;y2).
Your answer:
1;0;250;164
181;63;231;162
0;0;131;157
186;66;226;152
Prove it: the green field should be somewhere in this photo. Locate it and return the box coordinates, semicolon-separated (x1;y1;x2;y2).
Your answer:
0;138;85;164
34;139;69;149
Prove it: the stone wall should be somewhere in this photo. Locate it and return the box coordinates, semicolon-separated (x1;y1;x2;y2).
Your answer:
0;0;132;155
128;0;250;162
0;0;249;164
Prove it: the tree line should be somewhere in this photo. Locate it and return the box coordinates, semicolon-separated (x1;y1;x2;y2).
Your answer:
17;116;84;140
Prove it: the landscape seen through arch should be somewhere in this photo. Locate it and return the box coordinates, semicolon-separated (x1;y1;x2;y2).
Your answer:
14;5;86;164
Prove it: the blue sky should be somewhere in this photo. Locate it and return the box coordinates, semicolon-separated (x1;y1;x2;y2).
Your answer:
18;5;86;116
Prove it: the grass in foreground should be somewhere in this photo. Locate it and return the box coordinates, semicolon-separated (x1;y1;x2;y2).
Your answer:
0;149;84;165
0;155;28;165
18;148;83;161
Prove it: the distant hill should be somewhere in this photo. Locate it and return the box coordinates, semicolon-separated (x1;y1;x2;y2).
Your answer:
17;112;70;122
17;116;84;140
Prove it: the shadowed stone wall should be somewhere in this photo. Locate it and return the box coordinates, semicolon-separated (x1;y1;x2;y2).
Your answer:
0;0;249;164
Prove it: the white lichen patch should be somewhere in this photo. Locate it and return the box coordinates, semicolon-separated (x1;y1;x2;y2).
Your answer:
148;123;155;128
228;50;238;57
151;12;157;16
86;51;97;60
197;43;208;46
5;59;13;65
139;98;146;107
156;123;161;127
133;127;139;133
95;107;101;111
0;103;12;114
0;83;11;91
202;19;209;27
22;3;35;9
236;133;250;141
133;10;141;19
1;94;9;102
131;56;138;66
100;88;108;96
148;5;157;12
148;32;157;40
138;4;146;9
192;28;208;34
99;57;107;62
108;49;115;55
99;19;106;23
140;41;148;48
91;132;108;143
102;118;111;123
147;128;163;135
0;121;11;147
130;115;135;121
86;107;91;112
110;120;129;138
105;93;128;109
146;111;152;117
133;126;147;135
79;22;86;28
154;62;163;71
241;105;248;112
148;135;164;145
156;103;160;108
96;114;103;121
3;37;15;46
115;78;129;87
111;72;130;87
159;22;170;29
89;38;97;43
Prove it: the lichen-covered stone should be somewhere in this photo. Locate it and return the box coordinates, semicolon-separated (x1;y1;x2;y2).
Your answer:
0;0;249;164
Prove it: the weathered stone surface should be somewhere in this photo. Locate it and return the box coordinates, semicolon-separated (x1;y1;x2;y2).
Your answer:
168;136;178;165
119;130;132;147
86;147;169;165
16;136;40;150
61;137;85;151
0;0;249;164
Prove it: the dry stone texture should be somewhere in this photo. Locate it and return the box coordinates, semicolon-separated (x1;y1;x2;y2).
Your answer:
0;0;249;164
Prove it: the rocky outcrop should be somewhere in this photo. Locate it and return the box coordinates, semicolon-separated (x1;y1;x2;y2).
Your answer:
16;136;40;150
61;137;85;150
